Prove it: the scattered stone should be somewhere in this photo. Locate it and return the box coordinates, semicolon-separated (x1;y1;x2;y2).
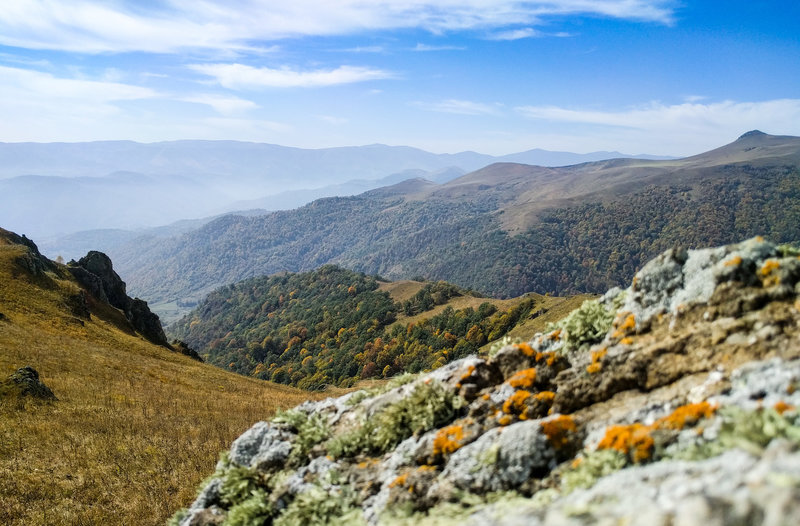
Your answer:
2;366;57;401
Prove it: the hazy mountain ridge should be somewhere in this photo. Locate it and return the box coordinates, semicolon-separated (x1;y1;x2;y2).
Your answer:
109;132;800;319
0;140;672;239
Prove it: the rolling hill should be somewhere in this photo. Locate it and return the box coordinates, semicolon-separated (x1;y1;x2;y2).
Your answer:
106;131;800;320
0;228;323;525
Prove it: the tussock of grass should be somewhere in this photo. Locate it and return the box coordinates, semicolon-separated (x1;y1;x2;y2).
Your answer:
0;244;323;525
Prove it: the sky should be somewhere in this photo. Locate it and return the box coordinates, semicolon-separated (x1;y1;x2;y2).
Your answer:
0;1;798;156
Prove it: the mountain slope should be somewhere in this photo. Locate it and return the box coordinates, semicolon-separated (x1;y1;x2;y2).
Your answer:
0;228;321;525
177;237;800;526
112;132;800;314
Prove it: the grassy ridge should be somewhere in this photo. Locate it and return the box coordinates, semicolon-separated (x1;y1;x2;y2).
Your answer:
0;241;323;525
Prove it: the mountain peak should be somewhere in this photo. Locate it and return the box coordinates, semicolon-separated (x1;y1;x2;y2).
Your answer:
738;130;767;139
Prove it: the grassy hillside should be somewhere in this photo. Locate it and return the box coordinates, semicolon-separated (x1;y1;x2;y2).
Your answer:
111;132;800;310
169;266;590;390
0;232;323;525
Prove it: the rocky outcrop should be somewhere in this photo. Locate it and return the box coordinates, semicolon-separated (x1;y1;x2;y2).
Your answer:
174;238;800;526
1;366;57;401
68;251;170;347
171;340;204;362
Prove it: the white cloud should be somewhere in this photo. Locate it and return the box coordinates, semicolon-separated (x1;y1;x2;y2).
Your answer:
190;63;393;89
0;64;156;103
336;46;386;53
487;27;541;40
182;94;259;115
515;99;800;155
413;43;467;51
0;1;677;53
414;99;502;115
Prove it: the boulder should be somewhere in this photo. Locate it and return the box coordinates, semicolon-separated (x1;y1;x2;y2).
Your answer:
2;366;57;401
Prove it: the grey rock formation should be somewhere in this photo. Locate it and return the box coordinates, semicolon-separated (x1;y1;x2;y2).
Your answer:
2;366;57;401
68;251;170;347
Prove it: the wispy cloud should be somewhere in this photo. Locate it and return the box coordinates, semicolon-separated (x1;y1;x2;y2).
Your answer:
487;28;541;40
182;94;259;115
413;43;466;51
190;63;393;89
335;46;386;53
516;99;800;155
0;64;156;103
414;99;502;116
0;1;677;54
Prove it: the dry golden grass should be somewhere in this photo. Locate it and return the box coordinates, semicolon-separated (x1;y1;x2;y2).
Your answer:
0;244;324;525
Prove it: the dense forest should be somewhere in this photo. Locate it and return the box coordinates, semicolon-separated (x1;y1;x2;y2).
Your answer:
169;266;539;389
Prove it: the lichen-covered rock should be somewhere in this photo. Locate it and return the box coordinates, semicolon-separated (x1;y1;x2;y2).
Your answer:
176;237;800;526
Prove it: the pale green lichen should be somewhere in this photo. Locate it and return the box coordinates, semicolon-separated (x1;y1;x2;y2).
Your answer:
379;491;527;526
273;485;365;526
273;409;331;465
778;243;800;258
224;488;273;526
672;406;800;461
546;298;614;351
559;449;627;493
166;508;188;526
486;335;523;358
329;380;464;458
346;373;421;407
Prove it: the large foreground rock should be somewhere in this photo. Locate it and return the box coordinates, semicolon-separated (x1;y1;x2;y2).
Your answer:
174;238;800;526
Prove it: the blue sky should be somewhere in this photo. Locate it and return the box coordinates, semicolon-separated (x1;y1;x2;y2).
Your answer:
0;1;798;156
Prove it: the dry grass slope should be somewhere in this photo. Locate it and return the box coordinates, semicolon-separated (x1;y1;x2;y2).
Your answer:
0;240;323;525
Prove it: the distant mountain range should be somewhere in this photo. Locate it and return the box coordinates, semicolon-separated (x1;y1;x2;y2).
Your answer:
0;140;672;238
79;130;800;322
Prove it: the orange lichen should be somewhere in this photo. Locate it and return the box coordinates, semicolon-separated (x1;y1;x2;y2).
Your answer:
390;473;409;488
456;364;476;389
586;363;602;374
612;313;636;338
724;255;743;267
760;260;780;274
598;423;654;463
598;402;718;463
534;391;556;403
498;414;513;426
540;415;577;449
533;351;557;367
517;342;536;357
619;337;634;345
586;348;607;374
774;400;795;415
548;329;562;341
503;390;531;415
482;393;491;401
433;425;466;456
760;259;781;286
655;401;717;430
571;457;583;468
508;368;537;389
